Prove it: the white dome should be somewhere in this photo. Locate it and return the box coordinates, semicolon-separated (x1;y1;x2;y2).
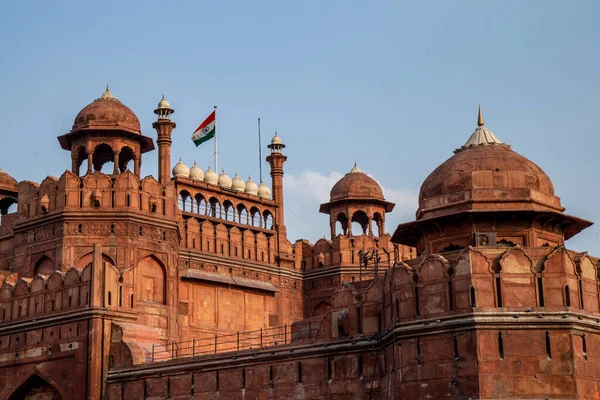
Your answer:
204;165;218;185
189;161;204;180
258;181;271;199
245;176;259;196
231;173;245;192
172;158;190;178
158;96;171;109
218;169;232;188
271;132;282;145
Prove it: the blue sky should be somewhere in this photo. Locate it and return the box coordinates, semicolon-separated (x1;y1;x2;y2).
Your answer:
0;1;598;253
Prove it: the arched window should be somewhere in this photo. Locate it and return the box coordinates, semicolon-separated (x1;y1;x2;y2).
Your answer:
263;211;273;229
249;207;260;227
223;200;235;222
92;143;115;173
194;194;206;215
373;212;383;236
209;197;221;218
237;204;248;225
178;190;191;212
351;210;368;235
118;146;135;173
73;146;88;176
335;213;348;236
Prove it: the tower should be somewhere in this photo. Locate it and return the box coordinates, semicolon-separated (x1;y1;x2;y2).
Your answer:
319;162;395;238
153;96;176;185
266;132;287;236
57;86;154;177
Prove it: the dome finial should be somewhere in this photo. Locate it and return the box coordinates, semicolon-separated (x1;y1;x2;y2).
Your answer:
455;107;504;153
478;106;484;127
100;85;115;100
349;162;362;174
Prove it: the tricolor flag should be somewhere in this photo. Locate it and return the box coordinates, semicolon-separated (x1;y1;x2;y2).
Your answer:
191;110;216;146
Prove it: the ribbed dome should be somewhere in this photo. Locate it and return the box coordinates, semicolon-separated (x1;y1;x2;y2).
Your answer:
218;169;232;188
157;96;171;109
172;158;190;178
204;166;218;185
72;87;141;135
0;169;18;193
329;163;384;202
231;173;245;192
258;181;271;199
245;176;259;196
271;132;282;145
189;161;204;180
418;111;560;220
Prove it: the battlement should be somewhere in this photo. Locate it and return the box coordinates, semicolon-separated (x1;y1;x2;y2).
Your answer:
292;233;414;271
0;266;91;324
8;170;177;223
307;245;600;340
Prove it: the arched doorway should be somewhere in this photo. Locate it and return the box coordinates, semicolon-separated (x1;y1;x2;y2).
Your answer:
9;374;62;400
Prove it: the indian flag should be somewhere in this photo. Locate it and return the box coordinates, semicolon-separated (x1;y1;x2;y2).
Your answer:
191;110;216;146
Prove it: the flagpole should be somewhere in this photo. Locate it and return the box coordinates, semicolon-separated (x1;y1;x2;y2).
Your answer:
258;118;262;182
213;106;218;172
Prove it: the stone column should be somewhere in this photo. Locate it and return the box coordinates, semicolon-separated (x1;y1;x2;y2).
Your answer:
134;157;140;176
87;152;94;174
113;150;120;175
71;152;79;175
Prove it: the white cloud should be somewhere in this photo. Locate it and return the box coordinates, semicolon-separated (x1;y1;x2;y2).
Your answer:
282;170;419;243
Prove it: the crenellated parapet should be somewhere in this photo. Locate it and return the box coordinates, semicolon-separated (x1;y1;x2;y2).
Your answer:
305;245;600;341
0;266;91;324
12;170;177;220
294;233;414;272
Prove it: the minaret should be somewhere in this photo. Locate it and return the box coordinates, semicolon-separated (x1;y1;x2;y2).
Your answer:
153;96;176;185
266;132;287;236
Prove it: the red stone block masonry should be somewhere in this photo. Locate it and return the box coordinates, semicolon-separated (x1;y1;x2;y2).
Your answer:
0;91;598;399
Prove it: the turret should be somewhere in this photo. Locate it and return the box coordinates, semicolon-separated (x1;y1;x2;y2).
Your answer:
153;96;176;185
266;132;287;236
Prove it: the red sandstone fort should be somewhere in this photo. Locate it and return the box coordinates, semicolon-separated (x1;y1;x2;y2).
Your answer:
0;88;598;399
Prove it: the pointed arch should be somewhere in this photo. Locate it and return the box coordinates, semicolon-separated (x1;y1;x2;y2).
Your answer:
209;196;221;218
249;206;261;227
75;252;116;271
7;371;65;400
194;193;207;214
312;300;332;317
223;200;235;221
92;142;115;173
137;255;166;304
178;190;192;212
335;213;348;236
351;210;369;235
263;210;274;229
237;203;248;225
118;146;135;173
34;255;55;276
373;212;383;236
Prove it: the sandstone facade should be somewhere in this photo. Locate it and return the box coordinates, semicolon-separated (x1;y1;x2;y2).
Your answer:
0;92;597;399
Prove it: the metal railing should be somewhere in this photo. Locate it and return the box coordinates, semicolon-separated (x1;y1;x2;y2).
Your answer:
150;320;316;363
